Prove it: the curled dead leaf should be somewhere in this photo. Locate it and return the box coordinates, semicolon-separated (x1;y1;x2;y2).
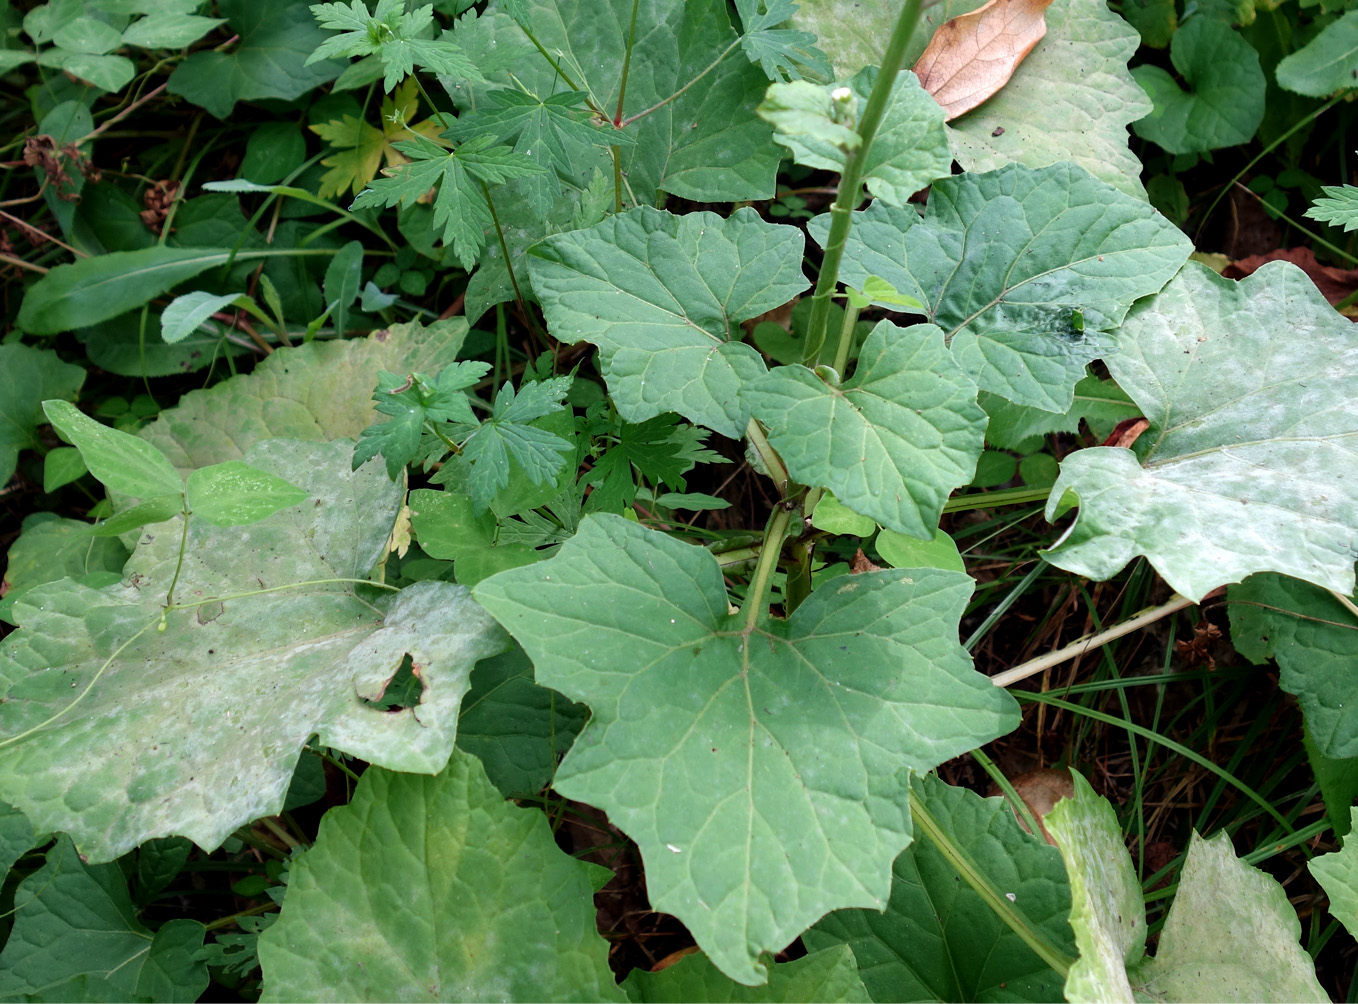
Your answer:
913;0;1056;121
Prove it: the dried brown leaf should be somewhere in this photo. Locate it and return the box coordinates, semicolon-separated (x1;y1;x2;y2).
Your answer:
913;0;1056;121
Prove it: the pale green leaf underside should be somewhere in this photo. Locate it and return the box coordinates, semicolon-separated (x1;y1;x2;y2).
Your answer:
1228;571;1358;759
473;514;1019;985
0;439;507;863
1306;185;1358;233
1047;772;1326;1002
528;206;808;438
946;0;1152;199
1310;807;1358;941
257;753;622;1003
623;945;871;1002
0;838;207;1002
1276;10;1358;97
806;774;1074;1003
1043;262;1358;601
743;321;985;538
137;318;467;474
813;163;1191;412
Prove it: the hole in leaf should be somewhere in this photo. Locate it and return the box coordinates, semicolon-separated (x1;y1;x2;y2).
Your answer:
362;652;424;712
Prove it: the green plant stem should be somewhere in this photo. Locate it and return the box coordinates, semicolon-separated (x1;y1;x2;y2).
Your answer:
783;536;813;616
163;507;191;610
1232;181;1358;266
480;180;545;347
618;39;741;128
945;485;1055;512
259;815;302;851
614;0;641;126
801;0;923;366
741;505;793;633
910;789;1075;977
745;418;789;494
204;902;277;932
969;747;1045;839
830;300;861;374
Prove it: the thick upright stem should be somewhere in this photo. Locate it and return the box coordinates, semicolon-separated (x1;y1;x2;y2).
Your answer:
802;0;924;366
741;506;794;633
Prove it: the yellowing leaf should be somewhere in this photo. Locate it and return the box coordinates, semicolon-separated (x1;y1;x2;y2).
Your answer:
310;79;447;198
913;0;1056;120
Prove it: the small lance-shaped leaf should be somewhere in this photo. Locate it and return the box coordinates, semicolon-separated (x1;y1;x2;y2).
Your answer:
813;163;1191;412
759;68;952;206
913;0;1056;121
1130;18;1265;155
623;946;870;1002
43;399;184;500
0;439;508;863
139;319;468;473
1228;572;1358;759
1042;262;1358;602
0;837;208;1002
473;515;1020;985
743;321;985;538
257;752;623;1003
160;291;251;344
322;240;363;341
185;460;310;527
1310;807;1358;941
528;206;808;439
1276;10;1358;98
805;774;1075;1003
0;343;84;487
1046;772;1328;1003
945;0;1152;199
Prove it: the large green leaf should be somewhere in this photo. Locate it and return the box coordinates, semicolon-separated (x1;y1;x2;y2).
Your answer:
1275;9;1358;97
947;0;1153;199
0;514;128;626
0;343;84;486
742;321;985;538
528;207;808;438
166;0;343;119
805;775;1074;1003
1043;262;1358;601
0;439;507;863
1046;772;1327;1003
1130;18;1265;154
623;946;871;1002
449;0;779;204
17;246;324;335
1229;571;1358;758
0;801;36;877
761;67;951;206
257;752;623;1002
812;164;1191;413
137;319;467;472
455;644;587;798
473;514;1019;984
0;837;207;1002
1310;807;1358;940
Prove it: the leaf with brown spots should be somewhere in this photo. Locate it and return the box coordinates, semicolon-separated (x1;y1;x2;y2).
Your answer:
913;0;1056;120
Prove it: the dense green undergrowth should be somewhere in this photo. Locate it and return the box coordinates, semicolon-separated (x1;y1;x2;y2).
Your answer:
2;0;1358;999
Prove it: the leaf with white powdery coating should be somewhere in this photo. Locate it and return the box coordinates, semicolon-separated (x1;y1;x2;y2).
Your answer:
473;514;1019;985
945;0;1153;198
1043;262;1358;601
257;752;622;1003
805;774;1074;1003
1046;772;1327;1003
813;163;1190;413
528;207;808;438
743;321;985;538
0;439;507;863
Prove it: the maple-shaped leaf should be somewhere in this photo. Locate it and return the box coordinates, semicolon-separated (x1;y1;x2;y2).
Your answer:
445;89;632;215
584;415;718;512
914;0;1057;120
351;134;544;270
307;0;482;91
735;0;833;82
473;514;1019;985
310;79;448;198
1307;184;1358;234
461;375;574;513
353;362;489;478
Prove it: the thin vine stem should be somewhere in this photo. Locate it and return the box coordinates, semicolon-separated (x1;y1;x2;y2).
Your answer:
910;789;1076;977
802;0;924;365
618;39;742;128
